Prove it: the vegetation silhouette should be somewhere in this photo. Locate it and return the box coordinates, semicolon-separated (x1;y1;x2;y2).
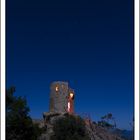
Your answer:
98;113;116;129
6;86;44;140
51;114;90;140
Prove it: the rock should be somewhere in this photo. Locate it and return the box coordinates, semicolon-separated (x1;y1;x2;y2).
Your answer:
85;121;125;140
35;113;125;140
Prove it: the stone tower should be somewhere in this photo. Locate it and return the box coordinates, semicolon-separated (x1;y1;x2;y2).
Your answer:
49;81;74;114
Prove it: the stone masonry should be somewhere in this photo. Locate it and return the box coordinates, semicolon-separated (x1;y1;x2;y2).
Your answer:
49;81;74;114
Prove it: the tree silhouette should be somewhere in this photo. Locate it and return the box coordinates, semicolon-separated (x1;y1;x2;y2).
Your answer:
100;113;116;129
6;86;43;140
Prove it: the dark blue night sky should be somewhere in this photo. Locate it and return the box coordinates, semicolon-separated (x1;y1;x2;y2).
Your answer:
6;0;134;130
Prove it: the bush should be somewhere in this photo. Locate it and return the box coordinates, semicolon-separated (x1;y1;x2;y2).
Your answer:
98;120;114;129
6;87;43;140
51;114;90;140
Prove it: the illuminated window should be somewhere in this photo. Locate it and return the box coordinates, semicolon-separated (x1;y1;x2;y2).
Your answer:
68;102;70;112
70;93;74;99
55;86;59;91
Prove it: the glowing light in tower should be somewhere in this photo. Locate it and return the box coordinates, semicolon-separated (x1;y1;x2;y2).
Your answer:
55;86;59;91
68;102;70;112
70;93;74;99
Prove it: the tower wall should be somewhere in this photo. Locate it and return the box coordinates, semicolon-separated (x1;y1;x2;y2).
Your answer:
68;88;74;113
49;81;75;113
49;81;68;113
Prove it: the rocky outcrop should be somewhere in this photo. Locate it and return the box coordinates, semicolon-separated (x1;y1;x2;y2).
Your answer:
34;113;125;140
85;119;124;140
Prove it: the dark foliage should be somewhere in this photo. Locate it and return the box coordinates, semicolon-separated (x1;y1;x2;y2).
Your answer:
51;114;90;140
98;120;114;129
100;113;116;129
6;87;43;140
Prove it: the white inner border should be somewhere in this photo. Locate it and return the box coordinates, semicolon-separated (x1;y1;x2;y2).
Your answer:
1;0;6;139
1;0;139;139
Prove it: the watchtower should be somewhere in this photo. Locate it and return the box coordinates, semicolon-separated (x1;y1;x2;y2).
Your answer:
49;81;74;114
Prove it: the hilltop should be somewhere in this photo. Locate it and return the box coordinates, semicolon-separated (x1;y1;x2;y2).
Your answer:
33;113;131;140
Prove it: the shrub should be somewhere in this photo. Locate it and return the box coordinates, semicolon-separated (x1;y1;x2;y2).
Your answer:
51;114;90;140
6;87;43;140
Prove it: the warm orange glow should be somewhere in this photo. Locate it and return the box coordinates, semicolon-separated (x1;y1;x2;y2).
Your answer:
68;102;70;112
70;93;74;98
55;86;59;91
